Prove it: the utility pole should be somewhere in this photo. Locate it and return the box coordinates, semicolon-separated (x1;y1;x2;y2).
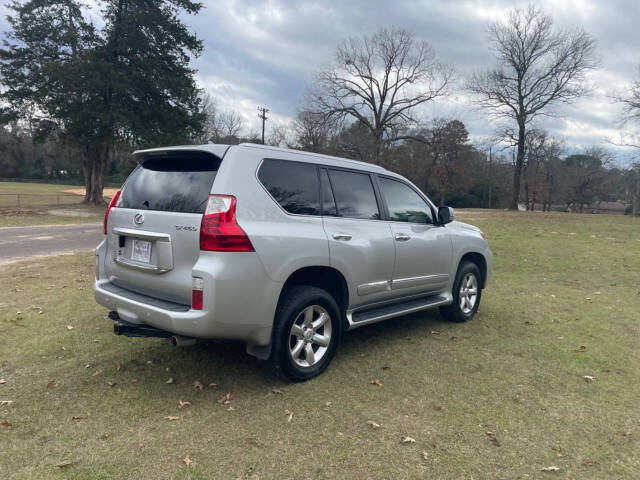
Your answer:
257;106;269;145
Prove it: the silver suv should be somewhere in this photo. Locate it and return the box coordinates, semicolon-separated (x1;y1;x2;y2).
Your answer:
94;143;492;381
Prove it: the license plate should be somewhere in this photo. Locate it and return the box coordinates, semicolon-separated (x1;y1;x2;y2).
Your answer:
131;239;152;263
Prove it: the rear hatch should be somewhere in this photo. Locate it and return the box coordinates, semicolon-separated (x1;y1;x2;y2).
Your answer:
104;149;225;305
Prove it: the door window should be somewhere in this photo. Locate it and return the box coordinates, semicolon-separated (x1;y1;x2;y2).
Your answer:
379;177;433;224
328;170;380;220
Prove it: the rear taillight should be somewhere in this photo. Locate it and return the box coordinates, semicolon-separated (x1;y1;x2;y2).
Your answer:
200;195;254;252
191;277;203;310
103;190;121;235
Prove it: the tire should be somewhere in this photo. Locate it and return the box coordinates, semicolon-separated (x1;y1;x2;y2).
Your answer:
439;261;482;323
270;285;342;382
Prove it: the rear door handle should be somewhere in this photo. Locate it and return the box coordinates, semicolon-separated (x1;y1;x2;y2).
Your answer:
332;232;352;241
394;233;411;242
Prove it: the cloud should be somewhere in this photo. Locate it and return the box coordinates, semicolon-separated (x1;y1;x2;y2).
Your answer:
1;0;638;162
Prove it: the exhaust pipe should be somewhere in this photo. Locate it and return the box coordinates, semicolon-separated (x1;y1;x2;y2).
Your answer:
170;335;197;348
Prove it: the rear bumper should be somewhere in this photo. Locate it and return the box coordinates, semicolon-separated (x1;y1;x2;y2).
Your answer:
94;243;283;346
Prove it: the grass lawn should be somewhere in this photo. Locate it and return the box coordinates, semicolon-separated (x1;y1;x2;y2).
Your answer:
0;182;107;227
0;211;638;479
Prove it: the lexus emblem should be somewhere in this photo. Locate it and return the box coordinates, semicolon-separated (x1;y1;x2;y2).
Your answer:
133;212;145;226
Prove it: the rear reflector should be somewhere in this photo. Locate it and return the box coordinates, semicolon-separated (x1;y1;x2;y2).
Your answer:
192;277;204;310
103;190;121;235
200;195;254;252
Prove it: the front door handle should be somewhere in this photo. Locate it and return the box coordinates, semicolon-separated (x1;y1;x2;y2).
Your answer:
332;232;352;241
394;233;411;242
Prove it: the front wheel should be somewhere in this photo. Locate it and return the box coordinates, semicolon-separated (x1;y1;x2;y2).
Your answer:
270;285;341;382
440;261;482;323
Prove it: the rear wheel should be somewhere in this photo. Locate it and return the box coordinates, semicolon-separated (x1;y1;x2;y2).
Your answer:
271;285;341;382
440;261;482;323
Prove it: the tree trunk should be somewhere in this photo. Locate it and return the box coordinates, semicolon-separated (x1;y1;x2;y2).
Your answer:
634;170;639;217
509;122;525;210
82;143;109;205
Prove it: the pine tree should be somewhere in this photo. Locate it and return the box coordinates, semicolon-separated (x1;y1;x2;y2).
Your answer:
0;0;204;204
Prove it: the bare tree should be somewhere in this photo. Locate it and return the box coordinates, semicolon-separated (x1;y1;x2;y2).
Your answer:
618;66;640;129
291;110;336;153
195;92;219;143
309;27;453;162
467;5;597;210
218;111;244;139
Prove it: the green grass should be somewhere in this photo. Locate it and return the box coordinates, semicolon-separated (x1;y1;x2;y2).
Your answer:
0;211;639;479
0;182;106;227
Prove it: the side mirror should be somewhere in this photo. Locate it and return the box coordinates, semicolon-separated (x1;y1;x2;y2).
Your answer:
438;206;455;225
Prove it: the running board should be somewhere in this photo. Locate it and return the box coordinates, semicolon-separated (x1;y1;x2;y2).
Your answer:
347;294;451;329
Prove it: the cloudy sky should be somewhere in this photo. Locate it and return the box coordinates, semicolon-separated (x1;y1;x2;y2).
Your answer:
184;0;639;163
1;0;638;163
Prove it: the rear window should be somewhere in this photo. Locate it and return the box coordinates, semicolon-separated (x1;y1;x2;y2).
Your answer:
258;159;320;215
119;152;221;213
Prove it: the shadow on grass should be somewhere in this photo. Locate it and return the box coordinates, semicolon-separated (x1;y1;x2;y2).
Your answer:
94;307;453;397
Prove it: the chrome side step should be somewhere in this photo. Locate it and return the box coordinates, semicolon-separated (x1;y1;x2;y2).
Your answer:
347;293;451;329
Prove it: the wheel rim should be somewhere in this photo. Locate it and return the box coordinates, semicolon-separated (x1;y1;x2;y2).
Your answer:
459;273;478;315
288;305;332;368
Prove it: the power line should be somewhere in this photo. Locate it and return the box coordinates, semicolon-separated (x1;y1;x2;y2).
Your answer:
257;106;269;145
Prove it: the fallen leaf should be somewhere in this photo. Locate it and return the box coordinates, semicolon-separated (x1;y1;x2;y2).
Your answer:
146;360;153;365
130;378;138;383
583;375;595;382
178;399;192;409
324;401;332;407
366;420;380;428
92;369;103;377
271;388;282;395
166;377;174;384
0;379;6;384
430;330;439;334
622;431;631;436
217;393;233;404
370;378;383;387
556;447;564;457
284;409;294;422
450;335;458;342
1;420;11;429
581;458;597;466
401;436;416;444
72;416;84;421
165;416;180;421
381;366;390;371
0;400;13;407
540;466;560;472
106;381;116;388
574;346;587;353
486;431;500;446
116;364;121;371
55;461;73;468
422;451;429;460
183;455;192;467
209;382;218;389
46;380;56;388
193;381;203;391
66;325;74;330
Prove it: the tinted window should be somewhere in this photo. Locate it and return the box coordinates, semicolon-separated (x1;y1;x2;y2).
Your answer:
258;159;320;215
379;177;433;224
328;170;380;220
119;152;220;213
320;169;338;216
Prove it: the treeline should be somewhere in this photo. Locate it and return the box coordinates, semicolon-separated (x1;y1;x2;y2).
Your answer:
0;2;639;214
